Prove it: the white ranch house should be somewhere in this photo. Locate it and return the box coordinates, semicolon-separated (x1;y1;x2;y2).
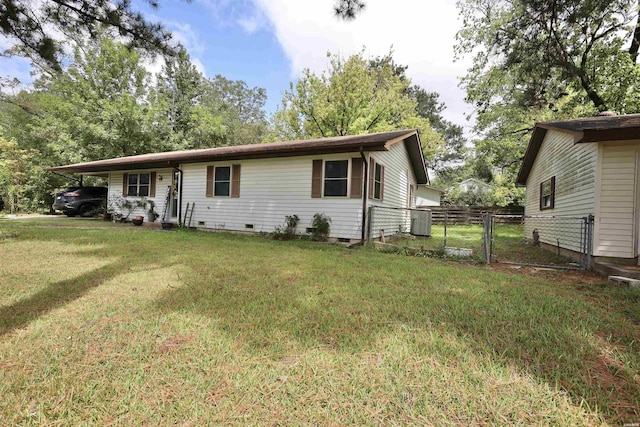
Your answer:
48;130;430;241
517;114;640;264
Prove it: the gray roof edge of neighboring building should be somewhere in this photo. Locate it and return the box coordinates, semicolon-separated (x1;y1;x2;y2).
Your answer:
516;113;640;187
537;113;640;132
46;129;430;185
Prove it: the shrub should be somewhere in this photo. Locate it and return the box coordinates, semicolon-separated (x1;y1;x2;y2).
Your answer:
272;214;300;240
309;213;331;241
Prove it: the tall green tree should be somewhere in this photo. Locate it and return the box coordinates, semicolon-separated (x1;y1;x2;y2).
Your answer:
154;50;268;149
457;0;640;116
454;0;640;206
0;135;54;213
271;50;444;162
0;0;176;72
368;54;468;171
29;36;166;163
202;75;268;146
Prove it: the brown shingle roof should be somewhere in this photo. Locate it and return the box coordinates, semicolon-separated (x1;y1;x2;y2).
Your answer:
47;129;429;184
516;114;640;186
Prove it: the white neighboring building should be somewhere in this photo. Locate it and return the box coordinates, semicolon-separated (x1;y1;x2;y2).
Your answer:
447;178;492;194
415;185;442;207
516;114;640;264
47;130;431;241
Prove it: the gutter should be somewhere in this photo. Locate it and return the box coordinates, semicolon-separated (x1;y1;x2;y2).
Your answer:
359;147;368;243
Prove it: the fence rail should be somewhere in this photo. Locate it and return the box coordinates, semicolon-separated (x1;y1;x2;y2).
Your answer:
430;206;524;225
366;206;594;270
491;213;594;269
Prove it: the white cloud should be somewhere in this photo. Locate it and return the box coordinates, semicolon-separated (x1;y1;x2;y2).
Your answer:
143;16;207;76
252;0;474;130
191;57;206;74
197;0;268;34
237;16;261;34
165;21;206;56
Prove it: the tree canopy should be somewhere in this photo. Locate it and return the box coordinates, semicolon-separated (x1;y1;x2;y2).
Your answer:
333;0;366;19
270;50;446;162
0;0;178;71
0;35;268;212
448;0;640;206
457;0;640;115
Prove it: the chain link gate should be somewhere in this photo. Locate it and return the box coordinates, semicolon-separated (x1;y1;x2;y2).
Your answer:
485;213;594;269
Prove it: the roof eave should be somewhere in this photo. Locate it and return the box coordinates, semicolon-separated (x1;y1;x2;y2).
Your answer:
46;140;393;174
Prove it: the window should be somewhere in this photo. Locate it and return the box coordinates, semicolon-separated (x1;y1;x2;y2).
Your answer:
368;158;385;200
323;160;348;197
214;166;231;197
373;162;383;200
206;165;241;198
127;173;150;197
540;176;555;210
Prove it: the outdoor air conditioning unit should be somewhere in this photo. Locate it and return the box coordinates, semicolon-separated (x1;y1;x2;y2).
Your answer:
410;209;432;237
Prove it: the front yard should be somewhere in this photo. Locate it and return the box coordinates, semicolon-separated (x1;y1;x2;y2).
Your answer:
0;218;638;424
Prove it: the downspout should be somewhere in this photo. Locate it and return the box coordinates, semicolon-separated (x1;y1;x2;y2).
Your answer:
359;147;368;242
173;166;184;225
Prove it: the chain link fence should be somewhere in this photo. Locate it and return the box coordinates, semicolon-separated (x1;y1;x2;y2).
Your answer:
367;206;487;260
490;214;594;269
367;206;428;241
367;206;594;270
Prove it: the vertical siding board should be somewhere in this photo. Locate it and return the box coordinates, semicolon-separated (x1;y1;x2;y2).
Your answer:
593;141;640;257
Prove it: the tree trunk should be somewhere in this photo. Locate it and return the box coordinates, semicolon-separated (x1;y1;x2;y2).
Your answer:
629;0;640;63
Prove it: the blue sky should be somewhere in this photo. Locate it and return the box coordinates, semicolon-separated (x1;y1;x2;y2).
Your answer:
135;0;292;114
1;0;472;129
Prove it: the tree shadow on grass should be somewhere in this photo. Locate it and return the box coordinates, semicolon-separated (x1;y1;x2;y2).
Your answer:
0;261;126;336
154;260;640;423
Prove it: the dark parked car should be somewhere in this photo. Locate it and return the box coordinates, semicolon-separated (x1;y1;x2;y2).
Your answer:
52;186;107;217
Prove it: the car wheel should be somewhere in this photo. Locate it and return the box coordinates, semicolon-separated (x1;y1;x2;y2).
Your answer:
79;204;94;217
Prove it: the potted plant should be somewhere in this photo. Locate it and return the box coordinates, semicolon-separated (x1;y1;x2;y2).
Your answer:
147;200;159;223
133;215;144;226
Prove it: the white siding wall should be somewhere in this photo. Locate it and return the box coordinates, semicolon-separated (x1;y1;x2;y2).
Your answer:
524;130;597;253
368;140;418;238
416;186;441;207
108;168;173;221
180;154;364;239
594;141;640;258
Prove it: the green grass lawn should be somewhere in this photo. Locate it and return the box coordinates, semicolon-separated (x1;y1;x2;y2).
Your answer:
392;224;579;266
0;218;639;425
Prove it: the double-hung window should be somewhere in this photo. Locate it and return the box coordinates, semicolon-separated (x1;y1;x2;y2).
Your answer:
540;176;555;210
323;160;349;197
214;166;231;197
373;162;383;200
206;165;241;198
368;158;385;201
127;173;150;197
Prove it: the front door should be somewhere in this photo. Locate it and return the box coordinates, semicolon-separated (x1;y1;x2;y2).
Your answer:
170;170;180;218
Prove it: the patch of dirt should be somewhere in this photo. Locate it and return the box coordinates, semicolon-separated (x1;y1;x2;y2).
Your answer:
157;335;194;353
584;355;640;422
489;262;607;284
